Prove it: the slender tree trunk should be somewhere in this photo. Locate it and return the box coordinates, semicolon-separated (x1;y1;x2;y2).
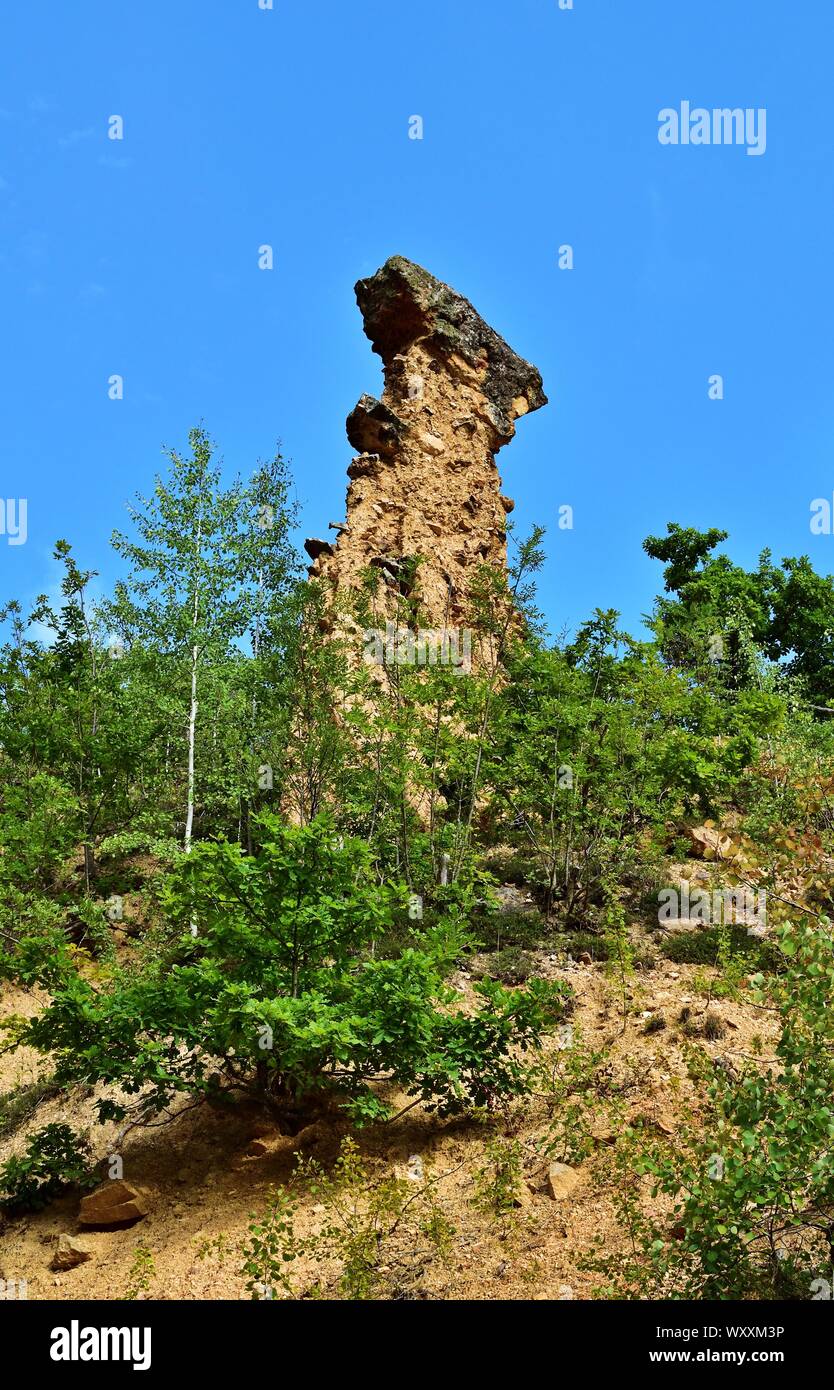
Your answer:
83;842;94;893
245;566;263;854
184;514;203;854
184;640;198;852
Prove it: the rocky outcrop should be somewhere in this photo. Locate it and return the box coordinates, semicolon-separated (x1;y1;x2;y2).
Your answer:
306;256;547;631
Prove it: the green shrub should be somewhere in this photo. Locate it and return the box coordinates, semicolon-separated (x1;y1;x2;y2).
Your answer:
471;947;537;986
553;931;610;962
471;1137;527;1224
662;924;779;971
476;909;547;952
0;1123;95;1212
17;816;570;1129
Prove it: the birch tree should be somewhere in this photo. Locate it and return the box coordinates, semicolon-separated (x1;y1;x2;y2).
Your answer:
108;428;295;851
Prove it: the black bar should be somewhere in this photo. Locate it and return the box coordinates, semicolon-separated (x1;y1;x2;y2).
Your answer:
6;1297;826;1377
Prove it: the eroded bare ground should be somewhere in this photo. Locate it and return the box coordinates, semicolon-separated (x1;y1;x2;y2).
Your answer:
0;930;779;1302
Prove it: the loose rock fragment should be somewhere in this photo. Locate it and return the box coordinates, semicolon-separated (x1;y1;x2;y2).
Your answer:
546;1162;581;1201
50;1234;92;1271
78;1179;149;1228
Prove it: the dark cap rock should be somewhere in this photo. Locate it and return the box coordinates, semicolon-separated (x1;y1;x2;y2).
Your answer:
355;256;547;437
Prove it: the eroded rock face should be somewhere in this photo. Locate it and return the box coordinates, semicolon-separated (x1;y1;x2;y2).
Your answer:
306;256;547;631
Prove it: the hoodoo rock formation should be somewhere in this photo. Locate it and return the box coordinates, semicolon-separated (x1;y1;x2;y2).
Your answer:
305;256;547;632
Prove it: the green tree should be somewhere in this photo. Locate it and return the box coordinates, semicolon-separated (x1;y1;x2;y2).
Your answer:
644;522;834;709
108;429;297;849
767;556;834;709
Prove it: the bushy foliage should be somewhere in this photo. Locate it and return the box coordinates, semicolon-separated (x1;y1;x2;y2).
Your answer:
14;816;569;1128
0;1123;94;1212
645;522;834;707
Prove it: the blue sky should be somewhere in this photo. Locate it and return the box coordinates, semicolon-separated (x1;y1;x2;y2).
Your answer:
1;0;833;640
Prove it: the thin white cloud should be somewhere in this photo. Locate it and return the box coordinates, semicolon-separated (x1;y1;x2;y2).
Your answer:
59;127;95;149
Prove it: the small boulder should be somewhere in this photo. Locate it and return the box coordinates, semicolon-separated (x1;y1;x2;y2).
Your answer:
50;1234;92;1271
78;1179;148;1228
546;1162;581;1201
345;394;404;456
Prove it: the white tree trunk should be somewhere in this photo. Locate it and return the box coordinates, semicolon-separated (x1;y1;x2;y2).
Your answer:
184;642;198;853
184;515;202;855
